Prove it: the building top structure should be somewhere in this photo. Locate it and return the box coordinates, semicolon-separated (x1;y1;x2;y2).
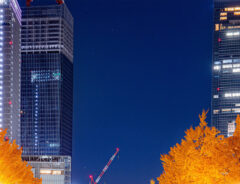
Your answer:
0;0;21;23
21;4;73;62
214;0;240;8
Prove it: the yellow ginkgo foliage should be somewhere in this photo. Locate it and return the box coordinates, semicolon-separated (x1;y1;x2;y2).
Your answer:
0;129;42;184
156;111;240;184
150;179;155;184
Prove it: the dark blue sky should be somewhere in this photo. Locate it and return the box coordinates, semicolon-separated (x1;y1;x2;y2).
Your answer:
21;0;213;184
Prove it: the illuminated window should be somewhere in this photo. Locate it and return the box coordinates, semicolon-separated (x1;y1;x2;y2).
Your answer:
215;24;219;31
40;169;63;175
225;7;240;11
234;7;240;11
228;121;236;137
214;65;221;70
225;8;234;11
236;104;240;107
223;59;232;63
213;95;219;99
233;93;240;97
52;170;62;175
213;110;219;114
40;170;51;175
233;108;240;113
233;64;240;67
222;64;232;68
234;12;240;15
31;70;61;83
225;93;232;97
214;61;221;64
0;0;7;5
222;108;231;112
220;16;227;20
225;93;240;98
226;32;240;36
220;12;227;16
233;68;240;72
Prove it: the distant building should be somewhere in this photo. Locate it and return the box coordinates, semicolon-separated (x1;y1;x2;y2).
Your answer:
20;2;73;184
22;155;71;184
0;0;21;144
21;3;73;156
212;0;240;136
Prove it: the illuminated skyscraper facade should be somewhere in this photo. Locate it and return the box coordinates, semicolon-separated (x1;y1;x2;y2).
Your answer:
21;4;73;156
0;0;21;145
212;0;240;136
20;3;73;184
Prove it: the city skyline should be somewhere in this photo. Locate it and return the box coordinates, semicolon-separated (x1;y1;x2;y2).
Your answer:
0;0;222;184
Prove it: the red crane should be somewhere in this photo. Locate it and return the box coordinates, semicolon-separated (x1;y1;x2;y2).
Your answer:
26;0;33;7
90;148;120;184
56;0;64;4
26;0;64;6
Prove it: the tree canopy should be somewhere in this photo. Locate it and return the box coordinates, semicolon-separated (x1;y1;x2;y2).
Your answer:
155;111;240;184
0;129;42;184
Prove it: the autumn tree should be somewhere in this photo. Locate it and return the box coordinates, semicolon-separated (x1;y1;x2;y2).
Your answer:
0;129;42;184
150;179;155;184
155;111;240;184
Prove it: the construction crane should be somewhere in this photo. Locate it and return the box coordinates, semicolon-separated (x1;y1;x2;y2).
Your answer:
89;148;120;184
26;0;64;7
56;0;64;4
26;0;33;7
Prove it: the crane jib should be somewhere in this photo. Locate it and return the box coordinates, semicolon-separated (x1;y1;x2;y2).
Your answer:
90;148;120;184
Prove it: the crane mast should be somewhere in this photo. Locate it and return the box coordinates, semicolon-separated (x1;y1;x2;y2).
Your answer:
90;148;120;184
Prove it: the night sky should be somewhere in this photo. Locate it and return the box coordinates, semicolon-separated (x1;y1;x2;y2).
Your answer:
20;0;213;184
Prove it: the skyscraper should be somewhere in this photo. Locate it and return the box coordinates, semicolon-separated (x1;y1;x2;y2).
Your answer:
212;0;240;136
21;3;73;156
0;0;21;145
20;2;73;184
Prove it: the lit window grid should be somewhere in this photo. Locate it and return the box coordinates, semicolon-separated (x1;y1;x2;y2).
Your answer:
211;2;240;136
21;5;73;156
21;53;72;156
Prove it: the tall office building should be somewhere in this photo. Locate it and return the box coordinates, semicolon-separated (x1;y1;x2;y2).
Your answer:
0;0;21;145
21;3;73;156
212;0;240;136
20;2;73;184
